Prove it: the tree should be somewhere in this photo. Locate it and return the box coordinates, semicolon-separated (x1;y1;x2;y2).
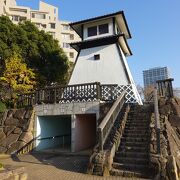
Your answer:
18;21;69;86
144;85;154;101
0;16;69;86
136;84;144;100
0;53;36;97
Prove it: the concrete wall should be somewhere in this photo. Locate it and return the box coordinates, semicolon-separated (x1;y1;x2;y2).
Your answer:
69;44;129;86
34;101;100;117
72;114;96;152
39;1;58;21
36;116;71;151
5;0;17;6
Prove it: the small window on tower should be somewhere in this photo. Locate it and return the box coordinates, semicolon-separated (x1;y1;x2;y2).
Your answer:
88;26;97;37
94;54;100;60
99;24;109;35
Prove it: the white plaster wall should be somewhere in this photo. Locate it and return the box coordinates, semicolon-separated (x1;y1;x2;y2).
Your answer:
69;44;129;85
119;46;142;104
83;18;113;40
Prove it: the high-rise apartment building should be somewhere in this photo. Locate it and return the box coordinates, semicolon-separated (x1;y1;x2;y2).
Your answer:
143;67;170;87
60;21;80;62
0;0;80;62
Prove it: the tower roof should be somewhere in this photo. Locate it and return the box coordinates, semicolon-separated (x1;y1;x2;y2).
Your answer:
70;34;132;56
70;11;132;39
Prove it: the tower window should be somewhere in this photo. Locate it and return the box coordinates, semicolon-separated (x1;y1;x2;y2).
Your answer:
99;24;109;35
88;26;97;37
94;54;100;60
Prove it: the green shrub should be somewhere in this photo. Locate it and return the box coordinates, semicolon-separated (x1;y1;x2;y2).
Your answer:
0;101;6;113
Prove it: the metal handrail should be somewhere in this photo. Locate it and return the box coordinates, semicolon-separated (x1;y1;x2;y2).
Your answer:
36;134;70;141
15;134;71;155
98;91;126;151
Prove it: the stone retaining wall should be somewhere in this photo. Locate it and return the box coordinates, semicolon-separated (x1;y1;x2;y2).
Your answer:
158;97;180;179
0;108;34;154
0;166;27;180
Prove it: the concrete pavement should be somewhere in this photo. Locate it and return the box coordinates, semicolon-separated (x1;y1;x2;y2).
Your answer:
1;153;150;180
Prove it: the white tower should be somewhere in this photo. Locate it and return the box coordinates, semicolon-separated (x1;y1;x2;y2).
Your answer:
69;11;142;104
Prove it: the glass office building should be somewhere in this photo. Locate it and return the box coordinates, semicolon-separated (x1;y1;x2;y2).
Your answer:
143;67;170;87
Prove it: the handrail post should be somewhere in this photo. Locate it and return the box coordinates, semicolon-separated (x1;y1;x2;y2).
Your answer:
54;88;57;103
154;87;161;154
98;128;103;152
96;82;101;100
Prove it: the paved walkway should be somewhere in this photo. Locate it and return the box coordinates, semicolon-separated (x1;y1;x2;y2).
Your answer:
1;153;149;180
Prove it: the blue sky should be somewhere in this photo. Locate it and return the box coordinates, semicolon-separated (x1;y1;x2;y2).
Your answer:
17;0;180;87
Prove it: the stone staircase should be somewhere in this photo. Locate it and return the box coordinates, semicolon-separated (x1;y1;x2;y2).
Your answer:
110;104;152;178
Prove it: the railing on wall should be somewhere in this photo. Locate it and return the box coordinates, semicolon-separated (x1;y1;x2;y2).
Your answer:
17;82;137;107
15;134;71;155
98;91;126;151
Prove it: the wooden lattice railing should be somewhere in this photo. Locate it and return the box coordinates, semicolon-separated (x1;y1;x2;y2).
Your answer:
17;82;102;107
17;82;137;107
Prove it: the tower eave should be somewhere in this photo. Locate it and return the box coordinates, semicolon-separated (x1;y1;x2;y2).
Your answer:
70;34;132;56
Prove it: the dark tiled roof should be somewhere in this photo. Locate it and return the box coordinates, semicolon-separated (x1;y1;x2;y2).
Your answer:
69;11;131;39
70;34;132;56
70;11;123;26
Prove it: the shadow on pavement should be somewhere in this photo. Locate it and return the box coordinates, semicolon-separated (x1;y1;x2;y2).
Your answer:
11;152;90;174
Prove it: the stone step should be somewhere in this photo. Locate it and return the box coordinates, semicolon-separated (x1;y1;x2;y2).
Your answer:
125;126;149;131
124;129;149;134
112;162;149;172
125;124;149;128
121;137;149;143
126;118;149;122
128;112;150;116
120;141;148;148
110;168;149;178
123;133;149;138
126;121;149;125
114;157;149;165
115;151;148;159
118;145;148;153
127;117;149;120
128;112;151;119
126;119;150;123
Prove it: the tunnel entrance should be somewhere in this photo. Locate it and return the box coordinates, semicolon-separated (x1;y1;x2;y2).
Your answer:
72;114;96;152
35;115;71;151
